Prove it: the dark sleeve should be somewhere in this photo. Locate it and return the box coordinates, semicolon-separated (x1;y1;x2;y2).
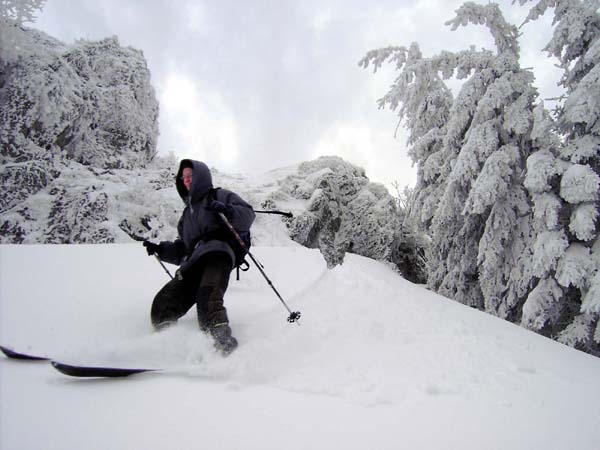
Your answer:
220;190;255;232
157;239;186;266
156;214;186;265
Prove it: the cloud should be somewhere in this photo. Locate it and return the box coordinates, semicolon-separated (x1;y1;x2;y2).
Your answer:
184;3;209;33
33;0;560;190
313;120;417;189
159;73;239;168
310;5;334;32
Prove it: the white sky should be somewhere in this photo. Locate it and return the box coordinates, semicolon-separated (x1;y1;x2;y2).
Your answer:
34;0;562;190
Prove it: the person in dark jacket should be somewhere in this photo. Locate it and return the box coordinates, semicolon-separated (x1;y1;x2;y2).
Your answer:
143;159;255;355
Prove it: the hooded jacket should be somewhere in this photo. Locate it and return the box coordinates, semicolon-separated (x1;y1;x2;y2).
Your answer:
157;159;255;274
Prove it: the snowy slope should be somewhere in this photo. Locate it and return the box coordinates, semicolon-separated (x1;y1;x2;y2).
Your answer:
1;242;600;450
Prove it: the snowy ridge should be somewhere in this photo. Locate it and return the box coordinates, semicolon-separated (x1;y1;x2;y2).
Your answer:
1;153;399;276
1;243;600;449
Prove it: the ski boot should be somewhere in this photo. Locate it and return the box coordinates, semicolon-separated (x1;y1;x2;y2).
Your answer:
210;324;238;356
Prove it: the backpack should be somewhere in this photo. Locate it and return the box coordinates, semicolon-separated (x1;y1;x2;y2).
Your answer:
210;188;252;278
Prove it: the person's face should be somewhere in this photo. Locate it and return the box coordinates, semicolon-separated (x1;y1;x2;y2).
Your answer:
182;167;193;191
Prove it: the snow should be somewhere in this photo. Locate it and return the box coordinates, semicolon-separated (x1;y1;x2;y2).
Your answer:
560;163;600;204
582;271;600;314
556;243;594;288
524;150;563;194
2;240;600;450
531;230;569;277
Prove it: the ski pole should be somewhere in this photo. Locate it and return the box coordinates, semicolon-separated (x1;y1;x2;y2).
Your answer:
121;227;175;280
217;212;301;324
254;210;294;218
154;254;174;280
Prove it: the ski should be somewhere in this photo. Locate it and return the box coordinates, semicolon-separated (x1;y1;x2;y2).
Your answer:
2;345;158;377
0;345;49;361
3;344;218;378
51;361;159;378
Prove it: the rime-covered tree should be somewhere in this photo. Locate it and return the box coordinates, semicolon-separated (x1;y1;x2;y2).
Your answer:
388;183;428;284
359;43;452;282
360;43;453;239
518;0;600;354
1;19;161;243
275;156;398;269
0;0;46;24
362;3;539;316
521;103;569;335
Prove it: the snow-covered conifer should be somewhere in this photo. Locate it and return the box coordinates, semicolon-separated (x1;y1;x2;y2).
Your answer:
521;277;564;333
364;2;539;314
560;164;600;203
364;0;600;355
557;312;598;350
359;43;453;239
582;271;600;314
0;0;46;24
519;0;600;355
531;230;570;279
555;243;594;288
570;203;599;241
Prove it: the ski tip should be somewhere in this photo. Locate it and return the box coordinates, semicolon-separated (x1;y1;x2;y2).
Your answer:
51;361;156;378
0;345;49;361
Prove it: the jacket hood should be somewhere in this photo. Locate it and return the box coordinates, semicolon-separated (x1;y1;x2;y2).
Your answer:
175;159;213;203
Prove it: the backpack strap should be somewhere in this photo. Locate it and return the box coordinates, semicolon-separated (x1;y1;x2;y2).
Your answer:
211;187;250;279
209;187;221;202
235;259;250;281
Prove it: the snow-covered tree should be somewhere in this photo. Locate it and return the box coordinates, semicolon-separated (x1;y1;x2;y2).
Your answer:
1;23;162;244
1;18;159;169
0;0;46;24
360;43;453;236
276;156;397;269
364;0;600;356
388;183;428;284
518;0;600;354
0;0;47;66
359;43;452;283
363;3;539;315
0;23;160;231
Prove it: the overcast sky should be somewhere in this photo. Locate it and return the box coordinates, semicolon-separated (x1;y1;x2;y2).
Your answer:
34;0;561;190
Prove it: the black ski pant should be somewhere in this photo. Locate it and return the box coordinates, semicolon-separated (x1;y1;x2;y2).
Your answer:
151;252;232;332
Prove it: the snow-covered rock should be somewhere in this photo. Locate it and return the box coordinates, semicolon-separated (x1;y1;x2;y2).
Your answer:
0;25;398;273
1;21;159;242
264;156;397;268
0;24;158;170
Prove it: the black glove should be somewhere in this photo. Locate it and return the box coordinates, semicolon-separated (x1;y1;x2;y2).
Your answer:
210;200;233;217
143;240;160;256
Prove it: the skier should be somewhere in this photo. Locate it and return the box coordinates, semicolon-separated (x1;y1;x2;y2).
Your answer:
143;159;255;355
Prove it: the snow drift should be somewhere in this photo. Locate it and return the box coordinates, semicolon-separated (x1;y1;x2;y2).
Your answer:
1;241;600;450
